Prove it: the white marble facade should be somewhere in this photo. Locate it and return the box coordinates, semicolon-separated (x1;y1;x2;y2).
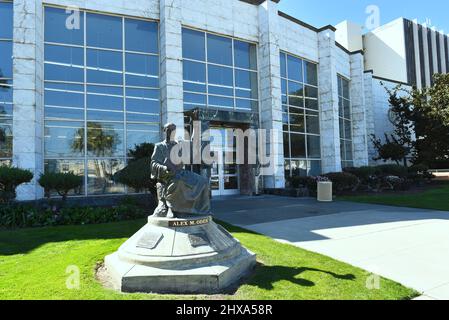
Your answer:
9;0;376;200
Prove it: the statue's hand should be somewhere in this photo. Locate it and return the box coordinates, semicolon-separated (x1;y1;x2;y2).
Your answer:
162;165;175;179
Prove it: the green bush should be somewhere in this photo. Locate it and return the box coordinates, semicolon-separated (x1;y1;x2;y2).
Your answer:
375;164;408;178
0;203;147;229
115;158;156;194
344;166;377;183
38;172;83;201
407;164;434;183
116;143;156;196
288;176;308;189
324;172;359;194
127;142;155;161
0;166;33;204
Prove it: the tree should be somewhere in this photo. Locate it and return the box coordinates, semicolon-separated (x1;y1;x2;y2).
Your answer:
115;143;156;195
371;84;414;166
373;74;449;168
411;74;449;166
71;122;120;157
371;134;409;166
38;172;83;202
71;122;121;193
0;166;33;204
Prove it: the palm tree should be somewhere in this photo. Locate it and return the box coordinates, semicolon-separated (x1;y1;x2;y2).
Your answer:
71;122;122;193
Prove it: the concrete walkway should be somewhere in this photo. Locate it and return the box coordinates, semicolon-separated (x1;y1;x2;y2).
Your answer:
212;195;449;300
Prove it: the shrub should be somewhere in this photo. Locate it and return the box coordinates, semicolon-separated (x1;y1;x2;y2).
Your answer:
407;164;434;183
384;175;409;191
116;143;156;196
115;158;156;195
38;172;83;201
324;172;359;194
0;203;147;229
344;166;377;183
127;143;155;162
375;164;408;178
287;176;330;195
371;134;409;165
0;166;33;204
288;176;309;189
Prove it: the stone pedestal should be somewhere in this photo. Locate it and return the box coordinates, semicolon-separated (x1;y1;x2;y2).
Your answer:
104;215;256;294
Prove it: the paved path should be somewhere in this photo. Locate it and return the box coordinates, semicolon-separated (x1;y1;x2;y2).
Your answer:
212;195;449;300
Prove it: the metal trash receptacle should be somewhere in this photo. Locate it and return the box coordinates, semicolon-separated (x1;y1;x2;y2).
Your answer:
317;181;333;202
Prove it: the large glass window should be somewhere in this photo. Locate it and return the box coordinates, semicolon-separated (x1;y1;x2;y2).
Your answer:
182;28;258;112
44;7;160;196
281;52;321;177
338;75;353;168
0;1;13;165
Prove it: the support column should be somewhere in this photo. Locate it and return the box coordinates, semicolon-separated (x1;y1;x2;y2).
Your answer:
349;53;369;167
363;71;376;165
318;29;342;174
160;0;184;139
258;0;284;189
12;0;44;200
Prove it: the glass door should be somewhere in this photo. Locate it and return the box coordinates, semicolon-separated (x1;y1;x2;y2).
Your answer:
210;127;239;196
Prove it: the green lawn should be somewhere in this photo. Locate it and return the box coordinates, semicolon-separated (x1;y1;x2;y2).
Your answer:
341;183;449;212
0;219;418;300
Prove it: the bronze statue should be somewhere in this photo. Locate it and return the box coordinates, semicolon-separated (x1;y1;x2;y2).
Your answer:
150;123;211;218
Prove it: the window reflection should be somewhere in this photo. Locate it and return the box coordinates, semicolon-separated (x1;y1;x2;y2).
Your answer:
125;18;158;54
0;42;13;79
0;121;12;158
44;7;160;197
45;160;85;196
45;6;84;45
45;121;84;158
207;34;232;66
338;75;353;168
281;52;321;177
87;159;125;195
86;13;122;50
0;2;13;163
182;28;205;61
182;28;259;112
85;122;124;157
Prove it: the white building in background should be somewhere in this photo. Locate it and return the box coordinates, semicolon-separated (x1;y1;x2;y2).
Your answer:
0;0;447;201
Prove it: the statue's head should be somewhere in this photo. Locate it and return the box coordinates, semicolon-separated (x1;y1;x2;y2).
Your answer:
163;123;177;142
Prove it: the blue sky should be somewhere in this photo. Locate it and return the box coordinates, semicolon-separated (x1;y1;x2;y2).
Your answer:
278;0;449;34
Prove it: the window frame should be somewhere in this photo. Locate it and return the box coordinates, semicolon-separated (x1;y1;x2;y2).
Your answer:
337;74;354;168
281;51;321;178
43;5;161;197
181;26;260;113
0;0;13;163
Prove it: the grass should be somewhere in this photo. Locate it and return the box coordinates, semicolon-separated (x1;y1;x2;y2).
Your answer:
0;219;418;300
340;182;449;212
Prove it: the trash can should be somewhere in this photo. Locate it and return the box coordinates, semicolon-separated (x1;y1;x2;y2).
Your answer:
317;181;333;202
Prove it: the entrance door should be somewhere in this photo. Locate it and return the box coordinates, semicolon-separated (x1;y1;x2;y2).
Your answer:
209;127;239;196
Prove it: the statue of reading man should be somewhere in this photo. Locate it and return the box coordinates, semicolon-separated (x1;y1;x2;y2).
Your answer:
150;123;211;218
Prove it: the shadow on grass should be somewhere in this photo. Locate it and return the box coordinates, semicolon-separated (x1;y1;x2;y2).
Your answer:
245;263;356;290
0;219;146;256
0;218;245;256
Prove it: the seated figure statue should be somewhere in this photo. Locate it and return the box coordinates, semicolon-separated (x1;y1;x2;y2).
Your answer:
151;123;211;218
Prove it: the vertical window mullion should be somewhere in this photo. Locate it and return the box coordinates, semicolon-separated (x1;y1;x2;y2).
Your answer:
122;17;127;194
285;54;292;161
231;39;236;110
83;11;88;196
205;32;209;109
